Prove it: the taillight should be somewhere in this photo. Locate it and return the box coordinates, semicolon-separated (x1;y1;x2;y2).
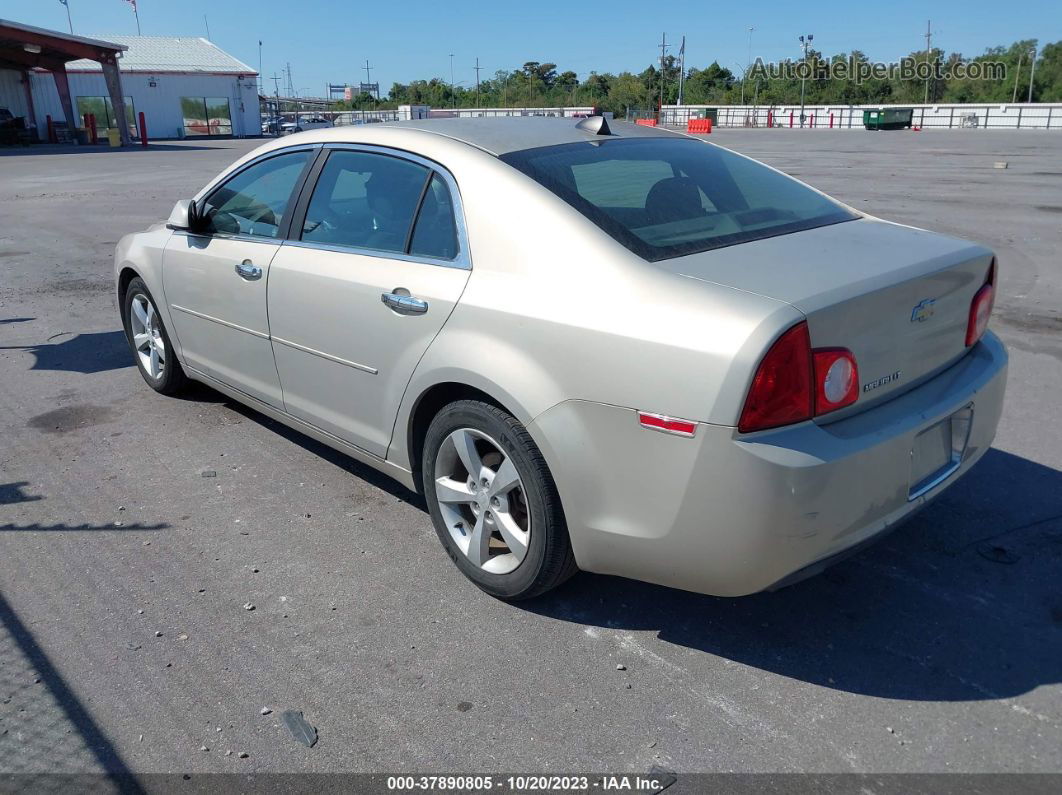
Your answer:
739;322;860;433
965;259;996;347
812;349;859;415
738;322;813;433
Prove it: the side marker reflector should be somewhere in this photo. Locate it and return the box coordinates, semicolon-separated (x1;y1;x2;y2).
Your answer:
638;412;697;437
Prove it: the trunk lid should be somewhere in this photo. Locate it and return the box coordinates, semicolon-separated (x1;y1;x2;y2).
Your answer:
658;218;995;418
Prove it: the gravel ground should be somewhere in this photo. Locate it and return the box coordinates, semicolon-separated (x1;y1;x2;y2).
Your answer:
0;129;1060;777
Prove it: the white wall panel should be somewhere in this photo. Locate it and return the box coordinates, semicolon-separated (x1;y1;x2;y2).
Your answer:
25;70;259;140
0;69;30;122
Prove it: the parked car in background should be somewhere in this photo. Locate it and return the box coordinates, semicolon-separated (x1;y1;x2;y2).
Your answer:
114;118;1007;600
280;116;332;134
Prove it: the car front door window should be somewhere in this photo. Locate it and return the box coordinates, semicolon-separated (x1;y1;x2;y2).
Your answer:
200;151;312;238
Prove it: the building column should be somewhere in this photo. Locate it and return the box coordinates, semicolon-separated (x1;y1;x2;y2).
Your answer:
100;55;131;146
21;70;39;140
51;65;77;136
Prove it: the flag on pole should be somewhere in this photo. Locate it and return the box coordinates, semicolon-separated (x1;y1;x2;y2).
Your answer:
123;0;141;35
679;36;685;56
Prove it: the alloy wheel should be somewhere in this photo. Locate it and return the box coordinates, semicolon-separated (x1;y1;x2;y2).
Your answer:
433;428;531;574
129;293;165;380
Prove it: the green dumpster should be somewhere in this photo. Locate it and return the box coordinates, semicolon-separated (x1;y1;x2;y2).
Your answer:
863;108;914;130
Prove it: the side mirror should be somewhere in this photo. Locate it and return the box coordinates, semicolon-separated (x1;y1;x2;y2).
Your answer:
166;199;200;232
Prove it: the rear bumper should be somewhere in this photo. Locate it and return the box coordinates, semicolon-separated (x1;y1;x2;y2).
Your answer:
529;331;1008;596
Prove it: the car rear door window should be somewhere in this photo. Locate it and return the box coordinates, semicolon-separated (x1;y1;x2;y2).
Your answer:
301;151;429;254
200;151;312;238
409;174;459;260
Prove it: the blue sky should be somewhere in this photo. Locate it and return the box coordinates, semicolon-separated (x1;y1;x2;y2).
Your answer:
7;0;1061;95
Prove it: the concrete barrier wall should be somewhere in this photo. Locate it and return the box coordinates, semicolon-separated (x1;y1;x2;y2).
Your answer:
661;103;1062;130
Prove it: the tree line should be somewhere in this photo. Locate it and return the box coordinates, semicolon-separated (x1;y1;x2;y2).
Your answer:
332;39;1061;114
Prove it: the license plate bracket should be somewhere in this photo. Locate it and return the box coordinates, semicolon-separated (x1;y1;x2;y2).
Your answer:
908;404;973;500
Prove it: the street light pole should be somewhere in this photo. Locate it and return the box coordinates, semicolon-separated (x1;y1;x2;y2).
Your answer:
449;53;455;109
1012;51;1024;104
658;32;667;122
924;20;933;103
1028;46;1038;103
798;33;813;127
677;37;686;107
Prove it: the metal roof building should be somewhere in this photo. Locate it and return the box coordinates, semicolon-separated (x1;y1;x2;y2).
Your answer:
0;23;259;142
64;35;256;76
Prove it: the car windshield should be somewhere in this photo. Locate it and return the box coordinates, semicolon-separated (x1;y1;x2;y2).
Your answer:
499;137;858;262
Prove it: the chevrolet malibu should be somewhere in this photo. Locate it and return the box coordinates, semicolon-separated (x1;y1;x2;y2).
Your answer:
114;117;1007;600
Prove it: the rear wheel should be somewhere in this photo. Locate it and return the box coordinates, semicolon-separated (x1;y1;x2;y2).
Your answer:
422;400;577;600
122;277;188;395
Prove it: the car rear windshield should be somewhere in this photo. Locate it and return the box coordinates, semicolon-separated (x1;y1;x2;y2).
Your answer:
499;137;858;262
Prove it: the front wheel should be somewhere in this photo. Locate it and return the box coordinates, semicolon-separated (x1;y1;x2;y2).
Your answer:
422;400;577;600
122;276;188;395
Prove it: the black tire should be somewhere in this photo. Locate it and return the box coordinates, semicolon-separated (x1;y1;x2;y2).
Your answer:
422;400;578;600
121;276;188;395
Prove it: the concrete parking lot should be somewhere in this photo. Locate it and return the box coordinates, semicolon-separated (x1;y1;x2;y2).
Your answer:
1;129;1060;777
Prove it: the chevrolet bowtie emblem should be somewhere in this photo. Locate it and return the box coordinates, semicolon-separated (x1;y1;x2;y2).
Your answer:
911;298;936;323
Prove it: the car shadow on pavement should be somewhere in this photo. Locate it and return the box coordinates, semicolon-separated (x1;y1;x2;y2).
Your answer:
525;448;1062;703
220;398;427;508
0;330;131;375
0;593;144;790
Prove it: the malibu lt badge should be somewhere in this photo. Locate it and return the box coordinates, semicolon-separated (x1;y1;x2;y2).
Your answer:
864;370;902;393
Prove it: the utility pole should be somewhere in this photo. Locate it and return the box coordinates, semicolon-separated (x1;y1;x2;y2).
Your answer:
658;32;667;122
1012;50;1024;103
363;59;375;109
1028;45;1038;103
677;36;686;106
258;40;263;97
474;57;482;108
923;20;932;104
798;33;813;127
270;73;281;127
742;26;754;105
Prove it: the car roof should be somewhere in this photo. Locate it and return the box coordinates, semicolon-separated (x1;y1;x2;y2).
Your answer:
372;117;682;156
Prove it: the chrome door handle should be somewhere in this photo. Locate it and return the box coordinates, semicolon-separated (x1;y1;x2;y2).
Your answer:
235;260;262;280
381;292;428;315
